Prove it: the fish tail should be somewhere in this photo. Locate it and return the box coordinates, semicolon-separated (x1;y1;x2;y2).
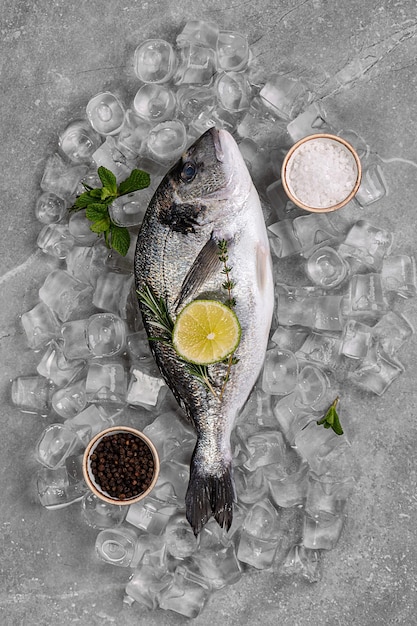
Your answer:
185;450;235;536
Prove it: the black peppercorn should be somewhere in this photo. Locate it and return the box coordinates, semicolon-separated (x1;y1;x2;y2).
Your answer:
90;432;155;500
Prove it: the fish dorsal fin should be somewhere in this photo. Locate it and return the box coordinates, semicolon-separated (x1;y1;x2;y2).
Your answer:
175;235;221;310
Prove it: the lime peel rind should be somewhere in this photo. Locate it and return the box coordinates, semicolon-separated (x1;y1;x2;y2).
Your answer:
172;299;241;366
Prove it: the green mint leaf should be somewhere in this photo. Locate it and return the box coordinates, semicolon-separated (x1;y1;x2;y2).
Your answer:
90;188;103;198
85;203;109;222
97;166;118;196
101;187;117;202
109;223;130;256
118;169;151;195
332;412;344;436
73;191;96;209
90;216;110;233
317;397;343;435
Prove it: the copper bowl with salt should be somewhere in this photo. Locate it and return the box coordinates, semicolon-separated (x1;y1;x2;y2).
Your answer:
281;133;362;213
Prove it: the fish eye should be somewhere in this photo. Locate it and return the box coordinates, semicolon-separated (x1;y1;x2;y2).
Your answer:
180;161;197;183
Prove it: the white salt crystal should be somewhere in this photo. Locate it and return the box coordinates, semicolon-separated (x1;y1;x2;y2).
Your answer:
285;137;358;209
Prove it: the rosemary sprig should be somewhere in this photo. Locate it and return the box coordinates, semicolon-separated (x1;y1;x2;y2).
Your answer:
137;284;218;396
137;284;174;340
186;363;219;399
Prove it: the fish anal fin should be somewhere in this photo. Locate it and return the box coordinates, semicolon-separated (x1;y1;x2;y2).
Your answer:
175;235;222;310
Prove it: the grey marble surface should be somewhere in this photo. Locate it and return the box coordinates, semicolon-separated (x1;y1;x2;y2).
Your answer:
1;1;417;624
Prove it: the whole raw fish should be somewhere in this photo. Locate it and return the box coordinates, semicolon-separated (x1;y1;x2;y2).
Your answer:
134;127;274;535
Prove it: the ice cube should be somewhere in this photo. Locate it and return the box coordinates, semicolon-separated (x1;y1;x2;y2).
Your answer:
260;74;312;120
146;120;187;164
95;526;140;568
243;430;286;471
176;20;219;49
85;359;127;405
37;466;87;509
65;241;109;286
58;118;101;163
11;375;55;415
126;363;167;409
294;420;343;473
37;339;86;387
303;513;345;550
37;223;76;259
133;39;177;84
216;30;249;72
165;512;198;559
39;269;93;322
132;83;176;122
261;347;299;395
35;191;67;224
80;491;127;529
21;301;61;350
174;44;217;86
51;378;87;419
35;423;84;469
40;152;88;200
158;565;211;618
355;162;388;206
237;499;281;569
282;544;321;582
86;91;125;135
68;210;99;246
92;271;134;319
287;102;332;142
348;343;404;395
191;520;242;589
372;311;414;355
381;254;417;298
215;71;252;113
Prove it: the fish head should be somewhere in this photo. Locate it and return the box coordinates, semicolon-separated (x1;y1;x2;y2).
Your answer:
166;127;253;223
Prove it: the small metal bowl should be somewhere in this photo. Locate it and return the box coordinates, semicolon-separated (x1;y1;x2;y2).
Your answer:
281;133;362;213
82;426;160;506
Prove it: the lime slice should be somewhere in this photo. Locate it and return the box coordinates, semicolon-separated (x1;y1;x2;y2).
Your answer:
172;299;241;365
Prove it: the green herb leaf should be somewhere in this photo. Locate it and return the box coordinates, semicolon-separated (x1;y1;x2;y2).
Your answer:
109;224;130;257
73;191;99;210
317;397;343;435
85;203;109;222
118;169;151;195
90;215;110;233
97;166;118;196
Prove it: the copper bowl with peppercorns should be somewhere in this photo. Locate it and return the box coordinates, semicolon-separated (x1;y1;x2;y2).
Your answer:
82;426;160;505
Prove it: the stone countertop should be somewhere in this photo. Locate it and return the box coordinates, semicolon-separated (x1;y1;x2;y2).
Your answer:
1;1;417;624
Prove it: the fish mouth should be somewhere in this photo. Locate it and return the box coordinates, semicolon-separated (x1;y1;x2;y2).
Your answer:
205;127;252;201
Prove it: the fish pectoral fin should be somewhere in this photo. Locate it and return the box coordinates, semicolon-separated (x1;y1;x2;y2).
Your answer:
185;447;235;536
175;235;222;310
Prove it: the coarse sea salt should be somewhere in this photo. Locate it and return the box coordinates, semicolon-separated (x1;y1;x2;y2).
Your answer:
285;137;358;209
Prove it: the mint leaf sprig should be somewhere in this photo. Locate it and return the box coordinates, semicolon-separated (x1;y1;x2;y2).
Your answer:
70;166;150;257
317;397;344;435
